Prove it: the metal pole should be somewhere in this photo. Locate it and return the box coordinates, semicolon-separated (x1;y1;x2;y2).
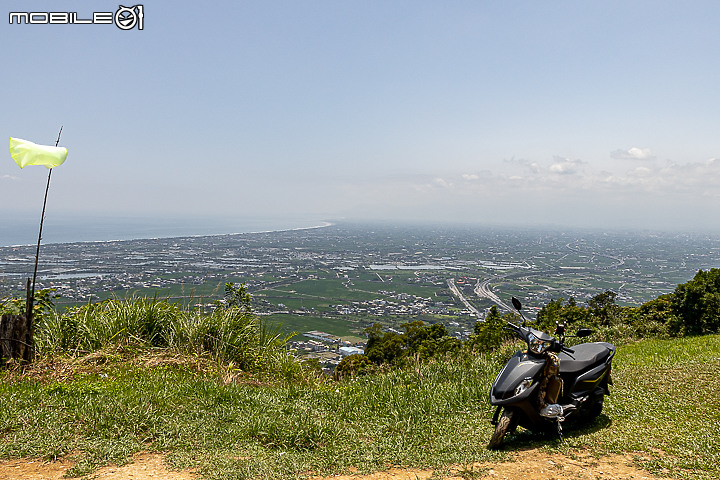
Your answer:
30;167;53;304
26;126;63;349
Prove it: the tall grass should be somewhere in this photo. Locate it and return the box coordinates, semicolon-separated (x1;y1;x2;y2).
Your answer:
32;297;298;376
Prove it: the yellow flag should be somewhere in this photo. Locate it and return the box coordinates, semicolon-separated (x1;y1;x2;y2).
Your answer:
9;137;67;169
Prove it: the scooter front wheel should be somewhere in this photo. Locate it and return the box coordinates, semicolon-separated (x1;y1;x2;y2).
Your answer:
488;408;515;449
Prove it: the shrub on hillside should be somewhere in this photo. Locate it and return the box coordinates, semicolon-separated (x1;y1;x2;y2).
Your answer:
0;288;58;322
670;268;720;336
469;305;514;351
628;294;673;338
363;320;462;365
333;354;372;380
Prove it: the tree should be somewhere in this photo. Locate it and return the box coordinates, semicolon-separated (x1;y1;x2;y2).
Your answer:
472;305;510;350
433;335;462;356
363;323;384;358
364;321;458;363
536;297;593;331
588;291;620;326
363;323;405;364
401;320;449;356
334;354;371;380
401;320;429;351
536;298;564;331
222;282;252;312
628;293;674;336
671;269;720;335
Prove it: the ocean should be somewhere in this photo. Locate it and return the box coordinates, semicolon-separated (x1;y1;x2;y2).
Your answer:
0;214;331;247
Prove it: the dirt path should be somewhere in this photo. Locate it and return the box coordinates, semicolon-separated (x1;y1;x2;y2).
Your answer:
0;453;196;480
0;450;678;480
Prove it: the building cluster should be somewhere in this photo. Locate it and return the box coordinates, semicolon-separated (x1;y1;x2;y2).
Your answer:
331;292;458;317
287;330;366;374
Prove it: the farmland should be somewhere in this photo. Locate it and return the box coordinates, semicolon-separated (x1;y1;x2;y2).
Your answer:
2;222;720;342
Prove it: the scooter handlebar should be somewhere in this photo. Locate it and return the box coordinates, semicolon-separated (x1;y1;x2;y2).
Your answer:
504;322;520;333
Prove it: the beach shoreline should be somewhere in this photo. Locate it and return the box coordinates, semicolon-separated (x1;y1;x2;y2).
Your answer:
0;219;334;248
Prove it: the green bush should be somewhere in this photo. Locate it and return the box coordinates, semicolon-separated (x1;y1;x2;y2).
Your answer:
333;354;372;380
0;288;58;321
671;268;720;335
364;320;463;364
469;305;513;350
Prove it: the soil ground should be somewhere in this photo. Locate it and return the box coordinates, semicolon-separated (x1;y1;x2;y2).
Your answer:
0;449;678;480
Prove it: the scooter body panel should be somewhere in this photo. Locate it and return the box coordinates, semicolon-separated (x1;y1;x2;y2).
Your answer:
489;351;552;432
560;342;615;396
489;351;545;404
564;362;611;398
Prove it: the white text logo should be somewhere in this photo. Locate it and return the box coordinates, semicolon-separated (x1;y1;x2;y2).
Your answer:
9;5;144;30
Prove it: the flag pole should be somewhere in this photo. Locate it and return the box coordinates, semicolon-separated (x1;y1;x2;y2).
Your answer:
26;126;63;345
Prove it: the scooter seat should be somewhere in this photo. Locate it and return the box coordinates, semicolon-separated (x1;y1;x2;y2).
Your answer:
558;342;613;374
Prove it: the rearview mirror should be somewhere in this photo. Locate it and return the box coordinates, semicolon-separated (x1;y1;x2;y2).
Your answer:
576;328;593;338
511;297;522;311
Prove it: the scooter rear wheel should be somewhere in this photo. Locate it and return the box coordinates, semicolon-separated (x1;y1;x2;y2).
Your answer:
488;408;515;449
584;395;604;422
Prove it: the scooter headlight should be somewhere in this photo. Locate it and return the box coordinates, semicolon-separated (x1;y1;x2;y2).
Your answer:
514;377;534;396
528;333;551;355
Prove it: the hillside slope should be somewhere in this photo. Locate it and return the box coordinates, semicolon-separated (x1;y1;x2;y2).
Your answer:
1;335;718;480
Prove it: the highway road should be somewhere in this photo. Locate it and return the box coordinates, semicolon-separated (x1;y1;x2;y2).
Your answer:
446;279;481;317
473;277;513;313
468;241;626;317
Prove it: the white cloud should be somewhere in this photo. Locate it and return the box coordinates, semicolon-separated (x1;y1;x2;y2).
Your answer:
322;152;720;230
408;175;455;193
549;157;583;175
611;147;654;160
1;174;18;181
433;177;453;188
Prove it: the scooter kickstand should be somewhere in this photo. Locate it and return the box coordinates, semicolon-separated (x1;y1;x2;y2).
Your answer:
555;418;564;442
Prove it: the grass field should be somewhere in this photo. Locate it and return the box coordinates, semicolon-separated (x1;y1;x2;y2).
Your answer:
1;334;718;479
263;313;366;341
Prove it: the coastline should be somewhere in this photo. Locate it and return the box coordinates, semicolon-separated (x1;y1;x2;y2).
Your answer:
0;220;334;249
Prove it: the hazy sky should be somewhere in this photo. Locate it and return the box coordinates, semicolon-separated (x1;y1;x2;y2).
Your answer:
2;1;720;231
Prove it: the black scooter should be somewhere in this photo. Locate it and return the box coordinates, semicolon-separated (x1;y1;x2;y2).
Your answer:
488;297;615;449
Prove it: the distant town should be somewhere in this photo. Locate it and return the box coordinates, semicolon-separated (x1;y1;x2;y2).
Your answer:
2;222;720;369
